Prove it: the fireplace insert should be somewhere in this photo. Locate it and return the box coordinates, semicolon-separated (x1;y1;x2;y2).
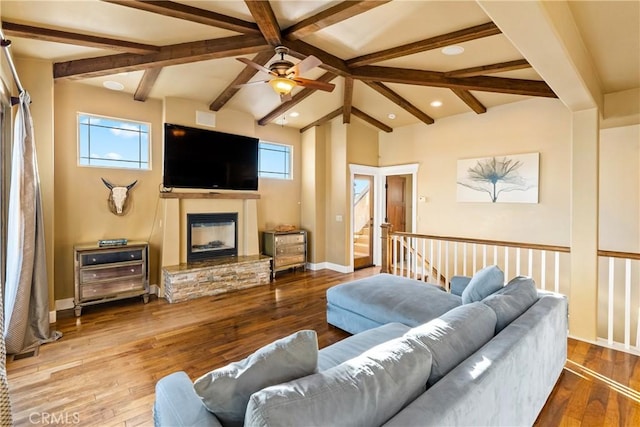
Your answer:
187;213;238;262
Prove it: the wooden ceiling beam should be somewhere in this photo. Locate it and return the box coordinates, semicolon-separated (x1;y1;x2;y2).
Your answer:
350;66;557;98
209;49;274;111
54;34;269;79
300;107;342;133
363;81;434;125
351;107;392;133
134;67;162;101
343;77;354;123
445;59;531;78
1;21;159;54
258;72;337;125
244;0;282;46
283;1;391;41
450;88;487;114
284;39;351;77
347;22;501;67
101;0;261;35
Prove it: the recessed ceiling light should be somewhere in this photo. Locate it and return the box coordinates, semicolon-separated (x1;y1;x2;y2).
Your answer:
289;111;300;117
388;113;396;120
441;45;464;56
430;100;443;107
103;81;124;91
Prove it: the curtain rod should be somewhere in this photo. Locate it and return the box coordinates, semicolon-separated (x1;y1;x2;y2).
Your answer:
0;27;25;105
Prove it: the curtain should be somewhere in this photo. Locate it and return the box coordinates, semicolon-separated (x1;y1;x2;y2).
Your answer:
0;283;12;426
3;91;61;355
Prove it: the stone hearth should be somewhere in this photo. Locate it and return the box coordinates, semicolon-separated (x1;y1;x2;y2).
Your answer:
162;255;271;303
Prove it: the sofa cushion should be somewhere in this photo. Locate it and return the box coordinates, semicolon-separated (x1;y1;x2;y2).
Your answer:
461;265;504;304
482;276;539;333
327;273;462;331
405;302;497;386
245;335;433;427
193;330;318;427
318;322;410;371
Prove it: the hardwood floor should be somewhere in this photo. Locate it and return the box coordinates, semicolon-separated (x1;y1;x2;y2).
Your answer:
6;267;640;426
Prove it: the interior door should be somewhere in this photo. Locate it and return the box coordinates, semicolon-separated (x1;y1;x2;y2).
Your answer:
386;175;406;232
353;175;374;269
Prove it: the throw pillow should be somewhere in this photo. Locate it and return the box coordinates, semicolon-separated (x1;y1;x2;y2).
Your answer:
245;336;433;427
405;302;497;386
482;275;539;333
193;330;318;427
461;264;504;304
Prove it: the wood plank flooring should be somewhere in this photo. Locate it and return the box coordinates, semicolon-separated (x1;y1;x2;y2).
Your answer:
6;267;640;426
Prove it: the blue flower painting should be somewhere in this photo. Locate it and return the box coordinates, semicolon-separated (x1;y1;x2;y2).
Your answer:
456;153;539;203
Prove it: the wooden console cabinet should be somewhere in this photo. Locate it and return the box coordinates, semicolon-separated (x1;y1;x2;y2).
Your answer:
73;241;149;316
263;230;307;279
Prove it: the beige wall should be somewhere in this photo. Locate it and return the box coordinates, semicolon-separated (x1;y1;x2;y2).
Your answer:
52;88;302;301
53;81;164;301
347;120;379;166
380;98;572;246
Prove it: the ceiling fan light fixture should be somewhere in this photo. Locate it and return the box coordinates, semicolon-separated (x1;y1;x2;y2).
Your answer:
269;77;296;95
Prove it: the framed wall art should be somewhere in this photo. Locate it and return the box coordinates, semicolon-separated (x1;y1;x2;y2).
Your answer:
456;152;539;203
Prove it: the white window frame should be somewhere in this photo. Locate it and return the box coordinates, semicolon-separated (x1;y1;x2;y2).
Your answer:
77;112;151;170
258;141;293;180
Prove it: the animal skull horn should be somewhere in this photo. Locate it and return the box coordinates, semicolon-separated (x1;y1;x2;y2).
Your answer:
101;178;138;215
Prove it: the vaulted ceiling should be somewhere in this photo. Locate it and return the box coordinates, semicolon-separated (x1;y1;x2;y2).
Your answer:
1;1;638;132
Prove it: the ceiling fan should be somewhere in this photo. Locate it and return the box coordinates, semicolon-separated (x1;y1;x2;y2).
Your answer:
236;46;335;101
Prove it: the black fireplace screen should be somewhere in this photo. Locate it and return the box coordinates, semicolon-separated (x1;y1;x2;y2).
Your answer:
187;213;238;262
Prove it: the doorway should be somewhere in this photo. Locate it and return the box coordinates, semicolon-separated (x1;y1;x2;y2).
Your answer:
353;174;374;269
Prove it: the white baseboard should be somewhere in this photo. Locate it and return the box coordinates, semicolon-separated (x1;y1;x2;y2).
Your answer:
55;298;75;311
49;310;56;324
306;262;353;274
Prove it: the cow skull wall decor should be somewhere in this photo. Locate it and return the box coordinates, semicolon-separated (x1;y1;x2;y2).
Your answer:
101;178;137;216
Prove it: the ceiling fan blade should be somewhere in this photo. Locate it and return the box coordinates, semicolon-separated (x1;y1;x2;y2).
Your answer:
287;55;322;77
293;77;335;92
233;80;270;89
237;57;276;76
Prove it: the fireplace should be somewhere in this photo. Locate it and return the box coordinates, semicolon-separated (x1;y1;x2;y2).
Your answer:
187;213;238;262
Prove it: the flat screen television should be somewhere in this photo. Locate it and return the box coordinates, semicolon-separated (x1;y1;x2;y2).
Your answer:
163;123;259;191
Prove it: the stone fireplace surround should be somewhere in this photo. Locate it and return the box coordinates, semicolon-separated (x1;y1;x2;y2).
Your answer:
159;192;270;303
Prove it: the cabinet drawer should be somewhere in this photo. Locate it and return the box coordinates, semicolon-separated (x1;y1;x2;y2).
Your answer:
80;279;145;300
274;254;305;268
275;245;305;255
275;234;305;245
81;249;143;266
80;263;144;283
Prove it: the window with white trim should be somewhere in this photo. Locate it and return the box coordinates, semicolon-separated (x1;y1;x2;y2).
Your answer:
259;141;292;180
78;113;150;170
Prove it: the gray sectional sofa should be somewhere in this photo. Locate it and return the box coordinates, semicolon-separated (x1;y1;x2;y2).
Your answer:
154;266;568;426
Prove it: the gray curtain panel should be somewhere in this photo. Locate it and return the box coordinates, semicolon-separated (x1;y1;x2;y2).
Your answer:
4;91;61;355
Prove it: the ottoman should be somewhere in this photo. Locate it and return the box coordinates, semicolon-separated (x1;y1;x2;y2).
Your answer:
326;273;462;334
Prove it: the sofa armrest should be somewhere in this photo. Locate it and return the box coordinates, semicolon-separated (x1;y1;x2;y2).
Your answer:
154;371;222;427
449;276;471;296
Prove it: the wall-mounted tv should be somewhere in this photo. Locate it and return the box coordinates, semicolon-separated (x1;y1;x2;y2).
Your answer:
163;123;259;191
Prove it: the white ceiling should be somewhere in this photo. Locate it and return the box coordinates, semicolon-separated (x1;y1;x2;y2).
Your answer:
1;0;638;130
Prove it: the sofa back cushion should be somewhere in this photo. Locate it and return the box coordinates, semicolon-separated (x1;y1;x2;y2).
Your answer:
482;276;539;333
461;265;504;304
405;302;497;386
245;336;433;427
193;330;318;427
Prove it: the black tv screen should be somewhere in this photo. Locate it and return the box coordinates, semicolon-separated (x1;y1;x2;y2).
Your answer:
163;123;259;191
